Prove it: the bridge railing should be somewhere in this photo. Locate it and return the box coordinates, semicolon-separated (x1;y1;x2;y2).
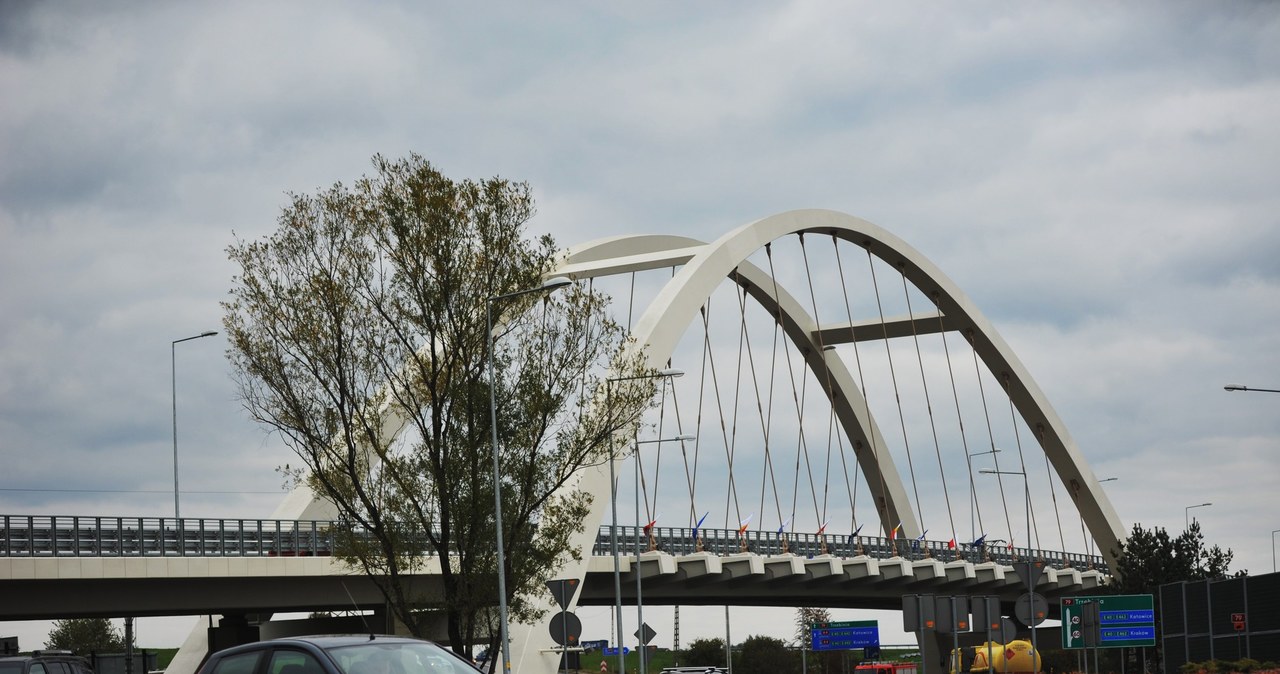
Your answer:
0;515;335;557
0;515;1106;573
592;525;1108;573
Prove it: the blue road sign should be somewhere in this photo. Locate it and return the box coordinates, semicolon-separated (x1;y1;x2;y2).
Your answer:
811;621;880;652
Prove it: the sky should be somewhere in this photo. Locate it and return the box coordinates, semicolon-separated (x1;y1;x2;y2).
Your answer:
2;0;1279;655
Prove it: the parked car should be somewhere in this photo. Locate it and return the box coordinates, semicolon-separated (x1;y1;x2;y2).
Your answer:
195;636;480;674
0;650;94;674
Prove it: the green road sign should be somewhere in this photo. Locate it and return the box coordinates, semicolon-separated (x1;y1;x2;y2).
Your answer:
1061;595;1155;649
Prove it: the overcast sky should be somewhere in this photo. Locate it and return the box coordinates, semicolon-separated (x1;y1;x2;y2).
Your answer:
2;0;1278;653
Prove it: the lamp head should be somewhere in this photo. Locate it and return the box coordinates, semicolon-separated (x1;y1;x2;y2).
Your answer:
541;276;573;290
199;330;218;338
658;368;685;378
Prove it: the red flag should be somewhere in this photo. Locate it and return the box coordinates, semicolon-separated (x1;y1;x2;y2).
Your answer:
947;538;956;549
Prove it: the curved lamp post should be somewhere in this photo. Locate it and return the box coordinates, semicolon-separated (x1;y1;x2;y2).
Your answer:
1185;502;1212;529
1272;529;1280;574
1224;384;1280;393
487;276;572;674
634;433;695;674
605;369;684;674
980;468;1036;662
172;330;217;520
967;448;1001;541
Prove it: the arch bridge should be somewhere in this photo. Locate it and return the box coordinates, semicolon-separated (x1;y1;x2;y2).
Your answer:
0;210;1125;674
495;209;1123;674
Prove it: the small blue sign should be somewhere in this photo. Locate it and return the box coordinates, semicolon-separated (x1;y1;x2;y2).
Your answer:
602;647;631;656
811;626;880;651
1103;627;1156;642
1101;610;1155;624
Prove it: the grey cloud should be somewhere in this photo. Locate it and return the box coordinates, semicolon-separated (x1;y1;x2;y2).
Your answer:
3;0;1279;644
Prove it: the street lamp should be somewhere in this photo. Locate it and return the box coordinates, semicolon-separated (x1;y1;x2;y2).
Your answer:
979;468;1037;662
1185;502;1212;529
172;330;217;520
967;448;1000;542
1272;529;1280;574
634;433;695;674
1224;384;1280;393
604;369;683;674
1271;529;1280;574
487;276;573;674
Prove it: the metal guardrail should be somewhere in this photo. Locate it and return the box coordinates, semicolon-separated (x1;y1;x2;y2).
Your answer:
0;515;1108;573
591;525;1110;573
0;515;334;557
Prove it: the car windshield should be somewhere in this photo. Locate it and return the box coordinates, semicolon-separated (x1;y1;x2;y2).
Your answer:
328;642;478;674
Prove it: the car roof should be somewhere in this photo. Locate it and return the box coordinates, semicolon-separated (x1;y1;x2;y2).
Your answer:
209;634;437;658
0;656;88;661
262;635;425;647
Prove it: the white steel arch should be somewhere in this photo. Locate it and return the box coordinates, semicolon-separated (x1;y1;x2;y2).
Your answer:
502;208;1127;674
557;209;1125;557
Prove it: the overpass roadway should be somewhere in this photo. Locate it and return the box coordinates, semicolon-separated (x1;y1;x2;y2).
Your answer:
0;546;1105;622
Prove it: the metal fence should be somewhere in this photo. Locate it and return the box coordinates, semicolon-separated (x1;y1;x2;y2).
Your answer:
0;515;1108;573
0;515;334;557
591;525;1109;573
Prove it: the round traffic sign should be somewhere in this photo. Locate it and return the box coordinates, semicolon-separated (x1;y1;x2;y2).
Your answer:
549;612;583;646
1015;592;1048;627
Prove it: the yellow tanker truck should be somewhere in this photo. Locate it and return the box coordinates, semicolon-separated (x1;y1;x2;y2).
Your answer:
949;639;1041;674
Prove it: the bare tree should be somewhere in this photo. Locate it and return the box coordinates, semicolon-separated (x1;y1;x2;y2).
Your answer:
794;607;832;647
223;153;656;657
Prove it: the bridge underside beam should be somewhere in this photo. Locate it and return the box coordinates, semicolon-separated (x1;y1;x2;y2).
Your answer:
0;574;439;621
577;553;1104;615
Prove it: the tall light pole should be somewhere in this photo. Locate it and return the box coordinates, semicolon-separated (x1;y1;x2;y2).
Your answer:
634;433;695;674
980;468;1036;663
605;369;684;674
1272;529;1280;574
1224;384;1280;393
967;448;1001;541
487;276;572;674
1185;502;1212;530
172;330;217;520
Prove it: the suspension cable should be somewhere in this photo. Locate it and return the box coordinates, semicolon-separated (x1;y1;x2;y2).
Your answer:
968;329;1012;552
833;237;878;536
932;292;979;550
760;244;788;532
796;233;827;533
698;300;742;532
866;246;925;533
1036;425;1070;565
1002;373;1037;556
899;267;957;553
